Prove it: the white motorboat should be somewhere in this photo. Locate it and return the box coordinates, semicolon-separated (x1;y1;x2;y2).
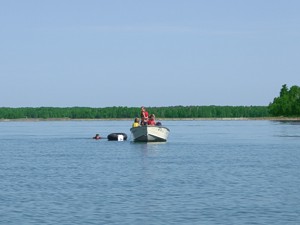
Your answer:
130;125;170;142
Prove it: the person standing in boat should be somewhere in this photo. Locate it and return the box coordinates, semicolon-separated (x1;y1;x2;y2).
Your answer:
140;106;149;125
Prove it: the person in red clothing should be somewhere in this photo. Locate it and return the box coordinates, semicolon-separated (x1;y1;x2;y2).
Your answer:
140;106;149;125
147;114;156;125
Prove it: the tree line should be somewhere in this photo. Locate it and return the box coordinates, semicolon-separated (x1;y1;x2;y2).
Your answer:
0;105;269;119
1;84;298;119
268;84;300;116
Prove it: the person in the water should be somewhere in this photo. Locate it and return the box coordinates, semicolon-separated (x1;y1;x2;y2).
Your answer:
93;134;101;140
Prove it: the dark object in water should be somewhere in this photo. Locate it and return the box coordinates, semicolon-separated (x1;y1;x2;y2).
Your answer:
107;133;127;141
93;134;101;140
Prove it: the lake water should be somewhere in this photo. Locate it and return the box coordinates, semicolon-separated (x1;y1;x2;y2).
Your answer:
0;120;300;225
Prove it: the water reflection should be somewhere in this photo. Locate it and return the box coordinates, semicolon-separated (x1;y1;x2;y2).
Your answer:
273;120;300;125
271;120;300;138
130;141;167;156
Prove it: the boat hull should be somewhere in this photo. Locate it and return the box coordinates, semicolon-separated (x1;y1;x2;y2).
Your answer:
130;126;170;142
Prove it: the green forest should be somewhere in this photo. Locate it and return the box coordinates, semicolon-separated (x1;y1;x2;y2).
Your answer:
268;84;300;116
0;106;269;119
0;84;299;119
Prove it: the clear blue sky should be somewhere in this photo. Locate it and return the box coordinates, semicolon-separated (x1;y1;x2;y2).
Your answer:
1;0;299;107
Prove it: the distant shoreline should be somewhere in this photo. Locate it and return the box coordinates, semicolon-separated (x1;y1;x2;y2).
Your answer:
1;117;300;122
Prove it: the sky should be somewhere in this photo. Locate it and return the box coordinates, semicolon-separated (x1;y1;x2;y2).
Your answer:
0;0;299;107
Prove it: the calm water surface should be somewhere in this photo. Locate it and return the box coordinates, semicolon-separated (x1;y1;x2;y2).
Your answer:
0;120;300;225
